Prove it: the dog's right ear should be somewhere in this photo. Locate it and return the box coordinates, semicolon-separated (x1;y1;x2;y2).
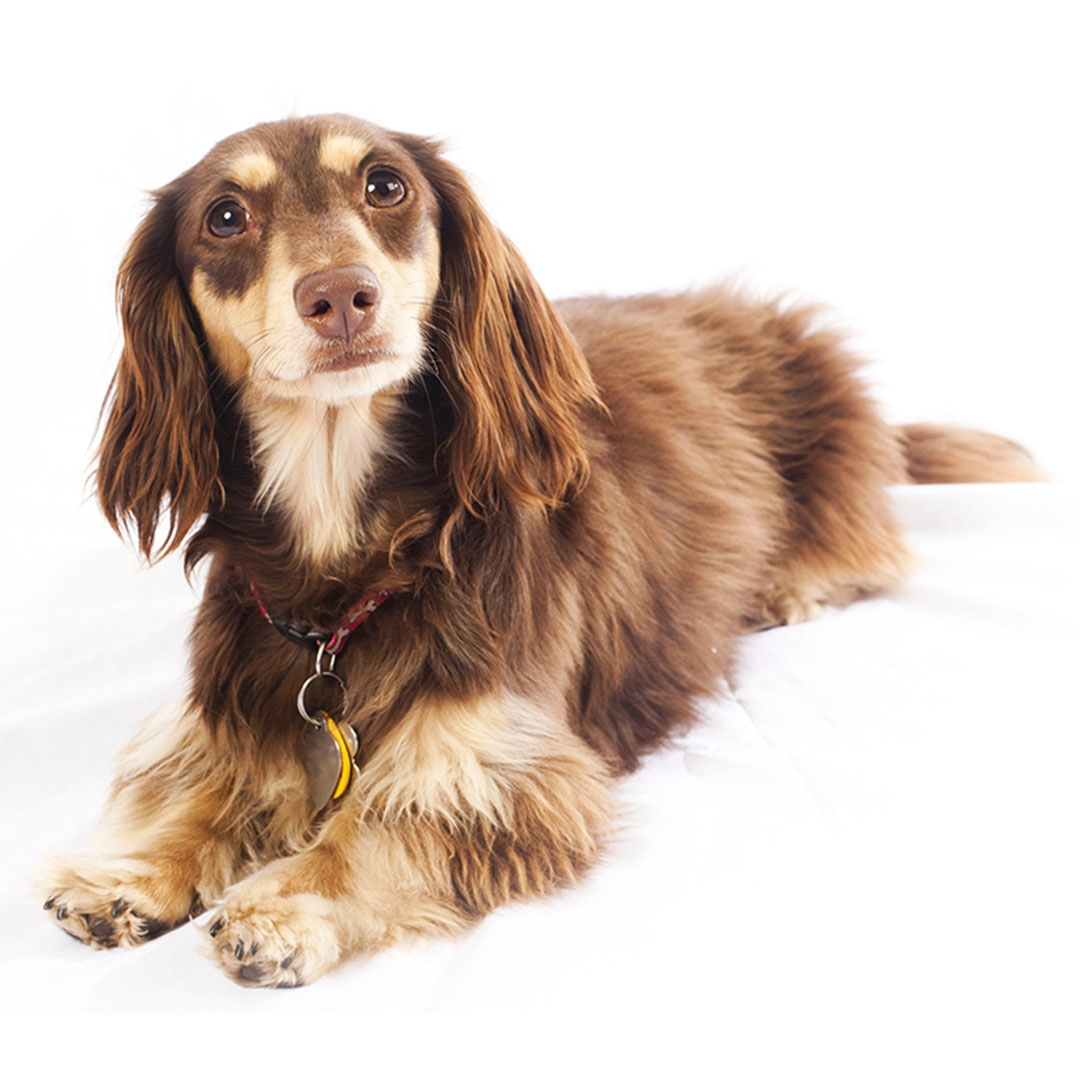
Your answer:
97;182;221;561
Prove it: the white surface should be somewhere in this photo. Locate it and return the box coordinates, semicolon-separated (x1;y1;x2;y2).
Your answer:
1;484;1076;1059
0;0;1076;1069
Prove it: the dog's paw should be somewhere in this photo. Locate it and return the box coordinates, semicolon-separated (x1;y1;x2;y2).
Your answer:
38;855;203;949
747;580;828;630
205;883;341;988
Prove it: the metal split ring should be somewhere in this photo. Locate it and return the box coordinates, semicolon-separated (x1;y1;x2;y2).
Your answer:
296;671;348;724
314;641;336;675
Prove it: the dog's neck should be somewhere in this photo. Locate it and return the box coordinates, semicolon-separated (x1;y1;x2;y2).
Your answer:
246;392;390;567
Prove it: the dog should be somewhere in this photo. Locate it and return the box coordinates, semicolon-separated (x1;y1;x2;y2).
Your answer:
39;114;1041;987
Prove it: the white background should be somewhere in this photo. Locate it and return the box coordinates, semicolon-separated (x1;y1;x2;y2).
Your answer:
1;0;1076;1070
1;0;1076;528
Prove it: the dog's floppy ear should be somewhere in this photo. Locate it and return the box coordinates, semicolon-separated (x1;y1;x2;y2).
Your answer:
97;182;221;561
402;137;602;516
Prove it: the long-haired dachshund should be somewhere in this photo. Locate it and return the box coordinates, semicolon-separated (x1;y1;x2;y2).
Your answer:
39;115;1040;986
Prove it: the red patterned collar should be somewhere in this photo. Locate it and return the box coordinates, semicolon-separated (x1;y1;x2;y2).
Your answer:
248;579;392;655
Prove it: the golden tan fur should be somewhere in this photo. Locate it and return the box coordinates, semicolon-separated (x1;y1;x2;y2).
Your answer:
40;115;1040;986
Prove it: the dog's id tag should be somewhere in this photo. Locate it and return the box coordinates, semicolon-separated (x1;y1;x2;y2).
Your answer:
301;711;359;811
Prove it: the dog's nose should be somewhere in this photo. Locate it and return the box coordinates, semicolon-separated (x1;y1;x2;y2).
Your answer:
293;265;381;341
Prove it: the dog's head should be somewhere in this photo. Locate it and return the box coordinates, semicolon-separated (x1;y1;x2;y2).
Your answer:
99;115;598;559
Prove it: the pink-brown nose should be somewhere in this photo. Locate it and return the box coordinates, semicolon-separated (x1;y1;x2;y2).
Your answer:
293;265;381;341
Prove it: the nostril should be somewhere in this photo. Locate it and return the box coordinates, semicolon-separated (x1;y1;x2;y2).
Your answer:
312;299;332;316
352;282;380;309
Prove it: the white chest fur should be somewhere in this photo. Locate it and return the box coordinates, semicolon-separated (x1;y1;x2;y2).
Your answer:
249;395;387;564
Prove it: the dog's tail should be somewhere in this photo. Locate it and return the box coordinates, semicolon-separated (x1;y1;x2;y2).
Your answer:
897;423;1045;484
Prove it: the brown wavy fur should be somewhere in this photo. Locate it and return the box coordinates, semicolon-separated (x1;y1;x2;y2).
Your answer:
41;115;1038;987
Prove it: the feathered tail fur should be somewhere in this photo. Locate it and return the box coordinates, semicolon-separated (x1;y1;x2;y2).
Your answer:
897;423;1045;484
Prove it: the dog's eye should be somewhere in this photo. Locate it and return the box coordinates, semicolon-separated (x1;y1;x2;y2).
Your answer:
205;199;249;238
365;169;407;208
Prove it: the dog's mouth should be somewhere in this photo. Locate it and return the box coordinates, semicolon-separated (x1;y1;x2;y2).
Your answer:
310;342;395;374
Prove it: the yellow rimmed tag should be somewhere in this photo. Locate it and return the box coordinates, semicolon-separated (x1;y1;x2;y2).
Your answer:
301;711;359;810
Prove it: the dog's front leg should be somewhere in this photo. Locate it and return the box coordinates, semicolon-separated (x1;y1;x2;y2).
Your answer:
206;693;613;987
38;700;280;948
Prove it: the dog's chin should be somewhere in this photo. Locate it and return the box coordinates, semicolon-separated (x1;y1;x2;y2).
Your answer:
260;352;421;405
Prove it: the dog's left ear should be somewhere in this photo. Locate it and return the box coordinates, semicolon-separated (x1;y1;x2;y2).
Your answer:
401;137;602;516
97;182;222;561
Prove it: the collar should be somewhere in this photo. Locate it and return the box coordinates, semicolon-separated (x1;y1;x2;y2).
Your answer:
248;578;392;655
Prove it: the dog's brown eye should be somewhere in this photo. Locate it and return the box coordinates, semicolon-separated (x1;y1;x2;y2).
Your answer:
206;199;249;238
365;169;406;208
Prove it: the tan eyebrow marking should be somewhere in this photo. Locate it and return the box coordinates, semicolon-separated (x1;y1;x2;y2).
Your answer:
319;134;370;175
227;151;278;189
